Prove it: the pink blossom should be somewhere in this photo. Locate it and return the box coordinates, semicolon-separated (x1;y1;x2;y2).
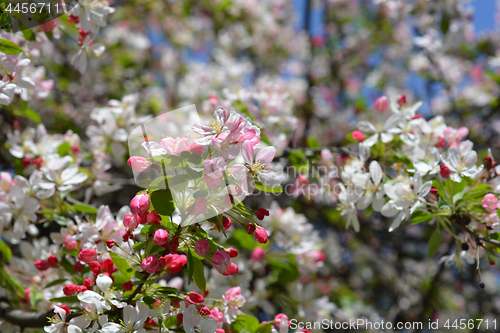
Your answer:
251;247;265;262
212;251;231;274
153;229;169;246
193;197;208;214
352;130;365;142
203;157;226;189
64;235;77;250
128;156;152;172
130;193;150;214
142;254;159;274
374;96;389;112
190;142;205;155
222;287;246;323
160;136;191;156
195;239;210;257
482;194;498;213
78;248;98;263
159;254;187;273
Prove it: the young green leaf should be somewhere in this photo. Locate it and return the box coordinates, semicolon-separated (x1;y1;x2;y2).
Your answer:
0;39;23;54
428;228;442;257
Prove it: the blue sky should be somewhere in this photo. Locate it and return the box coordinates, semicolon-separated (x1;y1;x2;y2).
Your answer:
472;0;497;33
293;0;498;34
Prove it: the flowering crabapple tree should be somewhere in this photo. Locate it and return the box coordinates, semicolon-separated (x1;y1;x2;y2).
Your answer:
2;0;500;332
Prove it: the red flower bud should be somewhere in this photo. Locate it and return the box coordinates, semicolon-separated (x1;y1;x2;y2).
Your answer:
77;285;87;294
78;248;98;263
222;263;239;276
255;228;268;244
59;305;71;317
63;284;77;296
246;223;256;234
34;259;50;271
439;164;452;178
89;260;102;274
228;247;238;258
122;281;133;291
188;292;205;304
83;277;93;289
106;240;115;248
101;258;116;273
222;216;232;230
47;255;58;267
255;208;270;220
73;262;85;273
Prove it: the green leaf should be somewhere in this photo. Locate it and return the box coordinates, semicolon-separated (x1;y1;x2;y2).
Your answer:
57;142;72;156
21;29;36;41
254;183;283;194
13;108;41;123
186;249;194;285
133;241;148;252
461;184;495;202
150;189;175;217
226;229;258;251
49;296;80;303
363;206;373;217
73;203;98;214
0;240;12;261
411;211;436;224
428;228;442;257
255;323;273;333
0;39;23;54
306;137;320;148
230;315;260;333
45;278;68;288
192;257;206;292
143;295;156;305
110;252;132;279
453;191;465;204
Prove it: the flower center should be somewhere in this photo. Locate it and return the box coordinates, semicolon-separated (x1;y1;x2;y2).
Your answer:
208;118;223;135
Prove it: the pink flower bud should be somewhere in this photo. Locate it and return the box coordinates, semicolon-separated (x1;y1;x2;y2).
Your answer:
83;277;93;289
190;142;206;155
34;259;50;271
64;235;77;250
77;285;87;294
123;214;139;230
128;156;152;172
142;254;159;274
195;239;210;257
78;248;97;263
130;193;150;214
89;261;101;274
251;247;265;262
374;96;389;112
63;284;77;296
351;130;365;142
153;229;169;246
160;254;187;273
188;292;205;304
147;210;161;224
106;240;115;248
222;262;239;276
255;228;268;244
212;251;231;274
